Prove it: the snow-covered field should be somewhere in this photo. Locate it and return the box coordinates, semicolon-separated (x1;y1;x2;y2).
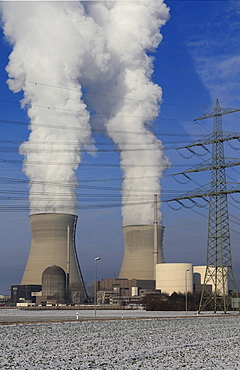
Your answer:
0;310;239;369
0;308;200;323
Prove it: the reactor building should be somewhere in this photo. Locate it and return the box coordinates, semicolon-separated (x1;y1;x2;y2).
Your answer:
18;213;87;303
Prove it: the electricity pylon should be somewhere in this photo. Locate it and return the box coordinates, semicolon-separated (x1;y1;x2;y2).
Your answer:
169;99;240;313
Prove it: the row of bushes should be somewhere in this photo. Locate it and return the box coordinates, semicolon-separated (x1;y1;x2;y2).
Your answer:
141;292;202;311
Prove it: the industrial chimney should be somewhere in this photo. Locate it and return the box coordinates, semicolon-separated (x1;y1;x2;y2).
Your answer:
21;213;87;303
119;224;164;280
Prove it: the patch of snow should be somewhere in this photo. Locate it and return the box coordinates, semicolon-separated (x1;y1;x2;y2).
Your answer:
0;311;239;369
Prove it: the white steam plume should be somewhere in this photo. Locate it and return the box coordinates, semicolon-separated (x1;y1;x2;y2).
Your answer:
85;0;170;226
1;2;108;215
1;1;170;225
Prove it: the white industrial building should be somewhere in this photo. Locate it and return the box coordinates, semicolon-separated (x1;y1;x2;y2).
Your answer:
193;265;228;294
156;263;193;295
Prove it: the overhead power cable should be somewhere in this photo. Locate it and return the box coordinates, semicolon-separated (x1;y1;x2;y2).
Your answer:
0;118;197;136
0;98;194;122
0;174;163;185
0;158;193;168
0;74;210;109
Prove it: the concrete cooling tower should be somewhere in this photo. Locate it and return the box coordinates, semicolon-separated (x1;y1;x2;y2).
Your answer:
21;213;87;303
119;225;164;280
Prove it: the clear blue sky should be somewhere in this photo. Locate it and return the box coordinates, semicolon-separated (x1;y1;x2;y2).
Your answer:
1;0;240;295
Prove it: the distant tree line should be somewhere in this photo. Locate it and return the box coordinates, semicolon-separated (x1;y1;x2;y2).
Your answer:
141;292;203;311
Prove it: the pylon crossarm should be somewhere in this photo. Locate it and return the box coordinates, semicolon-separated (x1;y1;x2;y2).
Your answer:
178;133;215;149
166;184;210;202
176;157;240;175
181;159;212;173
178;132;240;149
194;106;240;121
227;183;240;194
166;182;240;203
224;158;240;168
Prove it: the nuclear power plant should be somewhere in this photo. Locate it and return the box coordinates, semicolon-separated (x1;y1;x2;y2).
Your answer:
3;3;231;310
10;195;212;306
1;1;174;306
11;196;168;305
18;213;87;304
9;203;222;307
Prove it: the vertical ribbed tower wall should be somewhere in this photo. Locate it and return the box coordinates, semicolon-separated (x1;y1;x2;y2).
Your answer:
119;225;164;280
21;213;87;303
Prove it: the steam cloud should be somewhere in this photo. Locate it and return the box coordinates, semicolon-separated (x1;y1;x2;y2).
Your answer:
1;1;170;225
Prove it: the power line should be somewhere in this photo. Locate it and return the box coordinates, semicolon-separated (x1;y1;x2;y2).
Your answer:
0;74;211;109
0;143;204;153
0;158;195;168
0;98;195;122
0;118;197;139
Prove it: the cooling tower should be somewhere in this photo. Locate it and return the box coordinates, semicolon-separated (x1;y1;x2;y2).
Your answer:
21;213;87;303
119;225;164;280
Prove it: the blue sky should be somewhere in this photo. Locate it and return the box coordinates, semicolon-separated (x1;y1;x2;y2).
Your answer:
1;0;240;295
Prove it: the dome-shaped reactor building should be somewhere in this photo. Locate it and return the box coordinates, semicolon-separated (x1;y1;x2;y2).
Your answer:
21;213;87;303
42;265;66;302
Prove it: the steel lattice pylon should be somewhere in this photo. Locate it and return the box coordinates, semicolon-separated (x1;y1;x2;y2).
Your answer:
198;100;237;313
168;99;240;313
